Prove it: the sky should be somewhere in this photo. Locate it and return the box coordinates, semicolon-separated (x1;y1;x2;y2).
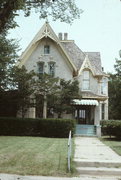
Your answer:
8;0;121;73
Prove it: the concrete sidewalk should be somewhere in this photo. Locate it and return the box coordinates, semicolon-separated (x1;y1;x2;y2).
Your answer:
74;137;121;177
74;137;121;163
0;173;121;180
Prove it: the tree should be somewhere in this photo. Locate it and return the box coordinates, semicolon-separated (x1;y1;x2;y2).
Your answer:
0;0;82;33
54;79;80;118
109;59;121;119
0;31;19;117
0;32;18;91
34;73;59;118
11;66;35;118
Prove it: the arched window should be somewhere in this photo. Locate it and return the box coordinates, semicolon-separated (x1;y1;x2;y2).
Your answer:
82;70;90;90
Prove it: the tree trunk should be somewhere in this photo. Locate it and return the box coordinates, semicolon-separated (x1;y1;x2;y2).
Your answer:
43;94;47;119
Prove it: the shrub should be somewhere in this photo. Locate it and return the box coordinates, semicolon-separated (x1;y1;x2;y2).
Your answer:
0;117;76;138
101;120;121;139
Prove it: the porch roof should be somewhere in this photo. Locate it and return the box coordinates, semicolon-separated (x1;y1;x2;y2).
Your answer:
81;91;108;101
72;99;99;106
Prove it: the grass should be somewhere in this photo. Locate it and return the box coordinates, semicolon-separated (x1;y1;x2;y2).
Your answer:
0;136;75;176
100;136;121;156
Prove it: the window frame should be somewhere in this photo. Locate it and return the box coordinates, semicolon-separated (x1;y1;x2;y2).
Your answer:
101;78;107;95
44;45;50;54
37;62;44;75
48;61;55;77
82;70;90;90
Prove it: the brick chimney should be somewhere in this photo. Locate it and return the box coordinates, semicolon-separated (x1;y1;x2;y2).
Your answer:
58;33;62;40
64;33;68;40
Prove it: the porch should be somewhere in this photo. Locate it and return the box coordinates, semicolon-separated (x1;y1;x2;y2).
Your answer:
72;99;101;137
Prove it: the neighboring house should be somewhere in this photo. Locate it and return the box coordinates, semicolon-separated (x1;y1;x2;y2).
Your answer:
17;22;108;135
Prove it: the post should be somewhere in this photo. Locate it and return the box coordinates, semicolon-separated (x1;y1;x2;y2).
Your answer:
68;131;72;172
96;125;101;137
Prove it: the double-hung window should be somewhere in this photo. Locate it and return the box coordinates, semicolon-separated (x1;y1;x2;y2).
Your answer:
38;62;44;75
48;62;55;77
101;78;107;95
82;70;90;90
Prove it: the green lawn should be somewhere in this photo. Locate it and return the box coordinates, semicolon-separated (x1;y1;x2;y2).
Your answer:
0;136;74;176
101;136;121;156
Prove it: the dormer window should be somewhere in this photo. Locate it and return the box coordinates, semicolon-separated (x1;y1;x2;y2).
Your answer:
82;70;90;90
44;45;50;54
48;62;55;77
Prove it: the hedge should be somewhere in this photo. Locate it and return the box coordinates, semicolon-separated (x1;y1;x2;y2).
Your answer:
0;117;76;138
101;120;121;139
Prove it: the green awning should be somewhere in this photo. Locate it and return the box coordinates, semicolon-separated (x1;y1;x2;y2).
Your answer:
72;99;99;106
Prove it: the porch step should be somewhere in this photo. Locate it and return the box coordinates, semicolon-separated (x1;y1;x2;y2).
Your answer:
76;167;121;176
75;159;121;168
75;125;96;136
74;137;121;176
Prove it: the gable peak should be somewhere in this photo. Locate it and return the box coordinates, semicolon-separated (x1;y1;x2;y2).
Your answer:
42;22;51;37
79;54;95;75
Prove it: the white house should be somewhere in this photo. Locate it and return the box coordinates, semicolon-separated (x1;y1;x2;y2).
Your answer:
17;22;108;136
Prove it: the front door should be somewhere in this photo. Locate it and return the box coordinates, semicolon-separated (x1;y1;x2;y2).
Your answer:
75;106;94;125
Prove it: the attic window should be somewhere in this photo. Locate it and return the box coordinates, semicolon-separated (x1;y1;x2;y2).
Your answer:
44;45;50;54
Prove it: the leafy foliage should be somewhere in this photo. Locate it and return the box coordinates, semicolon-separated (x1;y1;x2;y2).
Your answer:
34;73;59;96
10;66;35;118
54;79;80;118
0;117;76;137
34;73;59;118
109;59;121;119
101;120;121;139
0;90;18;117
0;33;18;91
0;0;82;33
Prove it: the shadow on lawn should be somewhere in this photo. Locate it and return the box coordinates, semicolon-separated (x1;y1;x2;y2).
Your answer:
102;136;121;142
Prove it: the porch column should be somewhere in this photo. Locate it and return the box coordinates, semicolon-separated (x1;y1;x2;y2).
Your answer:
27;107;36;118
27;96;36;118
94;103;101;125
104;99;108;120
94;103;101;137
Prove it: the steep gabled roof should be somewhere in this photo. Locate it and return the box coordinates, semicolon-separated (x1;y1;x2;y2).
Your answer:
61;41;85;69
85;52;107;76
17;22;77;71
17;22;107;77
61;41;106;76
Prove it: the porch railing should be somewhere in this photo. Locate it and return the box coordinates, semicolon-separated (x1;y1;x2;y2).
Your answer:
67;130;72;172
